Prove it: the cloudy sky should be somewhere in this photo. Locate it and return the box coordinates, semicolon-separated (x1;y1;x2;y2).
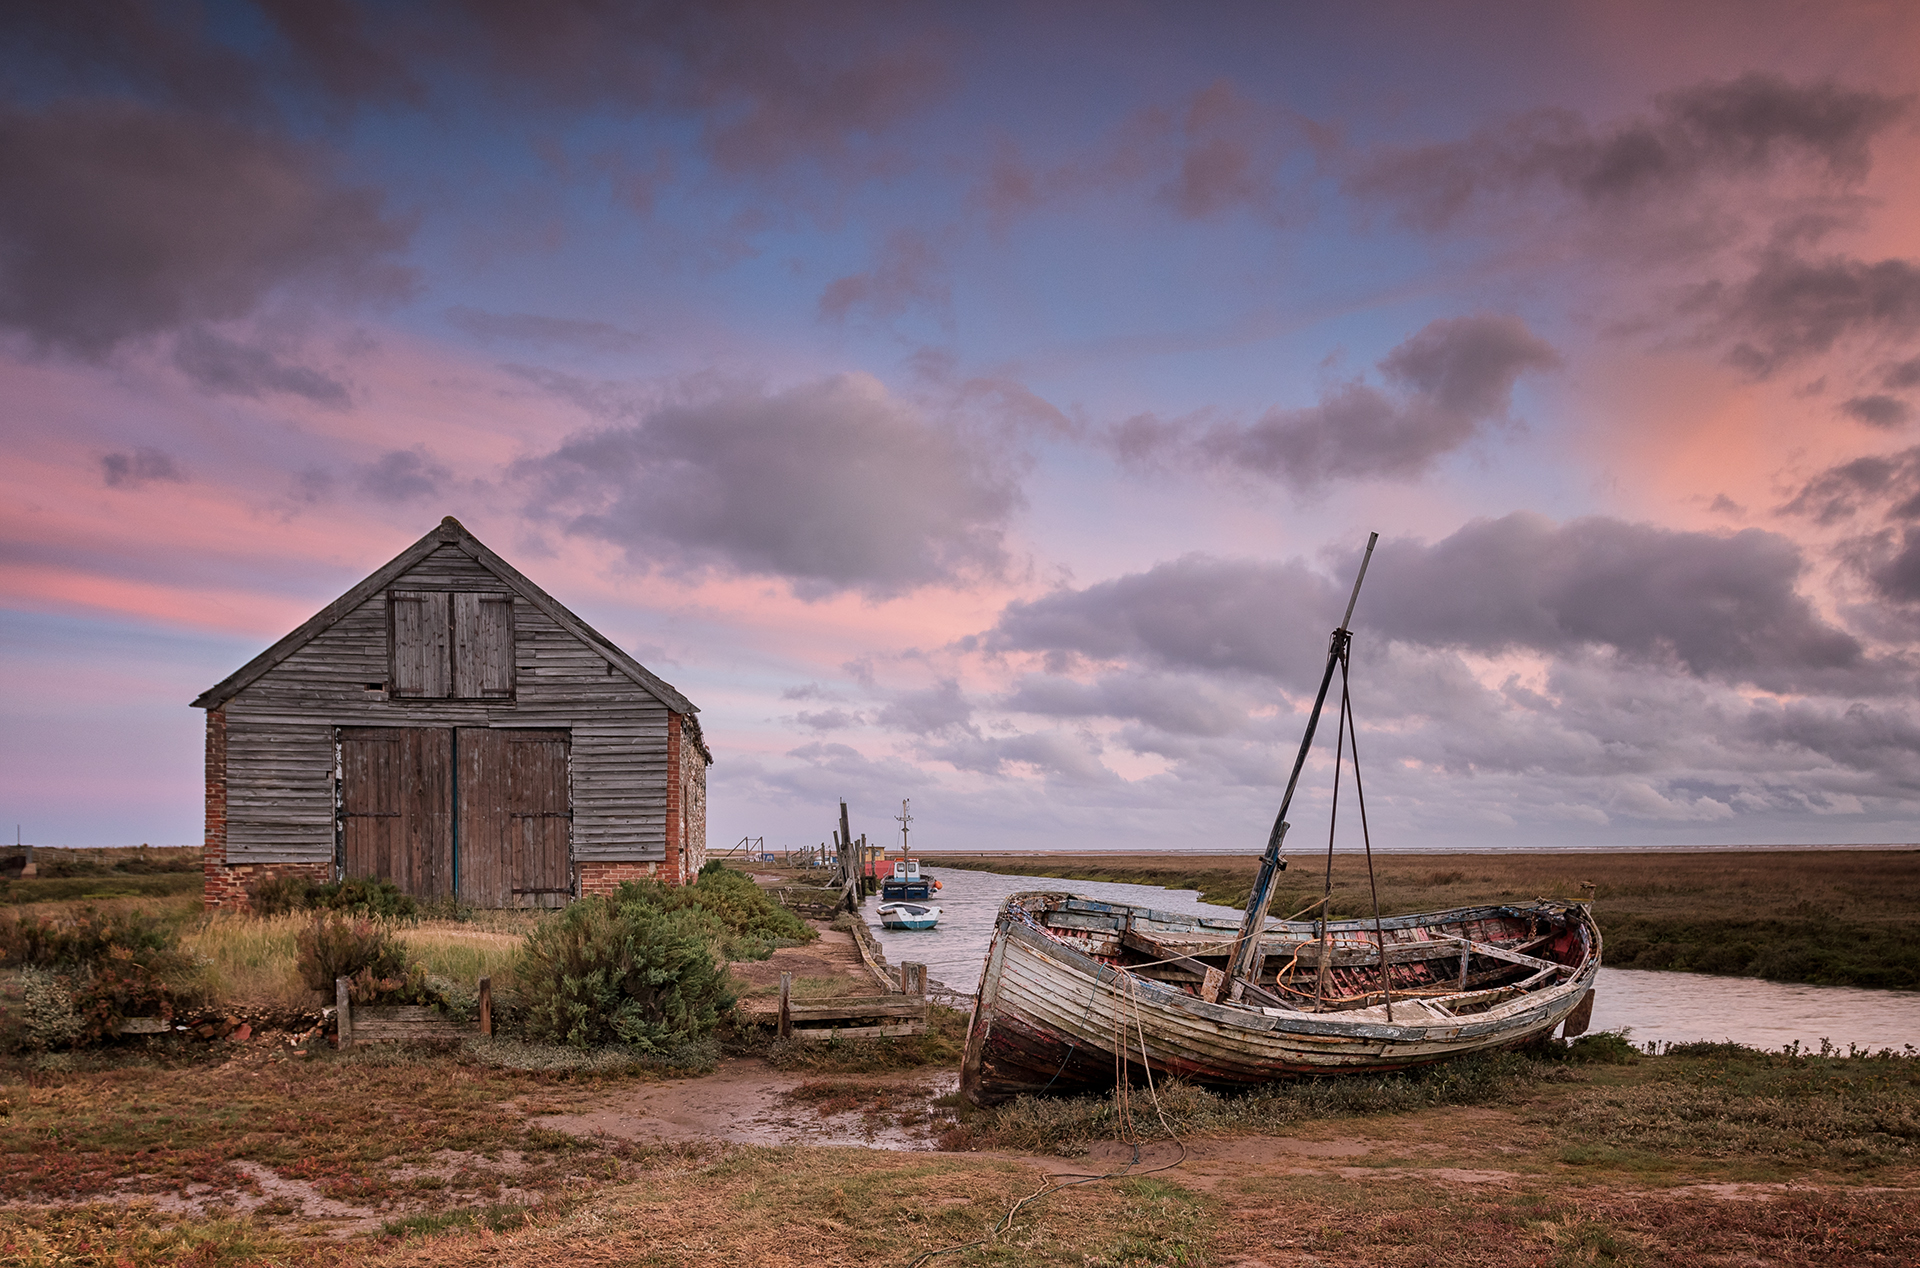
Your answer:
6;1;1920;855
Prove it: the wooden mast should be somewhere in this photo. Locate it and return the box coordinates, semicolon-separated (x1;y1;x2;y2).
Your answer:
1225;532;1378;1002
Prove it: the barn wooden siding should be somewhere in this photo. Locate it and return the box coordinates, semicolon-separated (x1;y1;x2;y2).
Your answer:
197;519;708;907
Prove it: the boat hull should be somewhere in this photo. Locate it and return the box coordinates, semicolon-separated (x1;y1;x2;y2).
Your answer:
960;893;1601;1106
878;901;941;930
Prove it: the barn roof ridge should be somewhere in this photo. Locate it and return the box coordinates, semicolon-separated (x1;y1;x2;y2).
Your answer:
190;516;698;717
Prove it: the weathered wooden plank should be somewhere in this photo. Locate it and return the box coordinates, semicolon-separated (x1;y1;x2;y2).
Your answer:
793;1022;927;1042
788;999;928;1022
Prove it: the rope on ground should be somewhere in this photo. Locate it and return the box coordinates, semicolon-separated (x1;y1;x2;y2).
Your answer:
906;974;1187;1268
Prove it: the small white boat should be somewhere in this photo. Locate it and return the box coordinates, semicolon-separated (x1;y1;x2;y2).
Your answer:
877;901;942;931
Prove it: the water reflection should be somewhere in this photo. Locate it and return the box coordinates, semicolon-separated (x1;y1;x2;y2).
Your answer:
864;866;1920;1053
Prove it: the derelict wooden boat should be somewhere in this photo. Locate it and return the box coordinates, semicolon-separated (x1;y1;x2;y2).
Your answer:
958;890;1600;1104
959;533;1602;1105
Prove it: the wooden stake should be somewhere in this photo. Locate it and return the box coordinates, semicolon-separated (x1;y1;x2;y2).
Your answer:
478;976;492;1037
900;962;926;997
778;971;792;1039
335;977;353;1051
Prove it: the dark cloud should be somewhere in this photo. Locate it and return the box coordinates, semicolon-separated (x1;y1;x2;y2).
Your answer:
876;680;972;735
1001;673;1246;738
0;2;264;118
1114;315;1558;488
1884;356;1920;391
101;449;185;489
991;555;1342;682
1841;394;1912;429
520;374;1018;598
4;2;948;175
918;730;1114;783
171;327;352;407
252;0;423;106
0;102;414;356
792;708;863;732
357;448;449;502
1350;74;1906;229
1158;81;1290;221
992;514;1859;695
413;0;948;173
1780;448;1920;525
1700;251;1920;377
818;230;948;324
1781;448;1920;606
445;305;644;353
1361;515;1861;690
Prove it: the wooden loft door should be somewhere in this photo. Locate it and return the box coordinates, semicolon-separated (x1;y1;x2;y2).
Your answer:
458;728;572;909
339;728;453;899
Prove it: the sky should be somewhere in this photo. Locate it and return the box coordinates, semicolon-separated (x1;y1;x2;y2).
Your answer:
5;1;1920;857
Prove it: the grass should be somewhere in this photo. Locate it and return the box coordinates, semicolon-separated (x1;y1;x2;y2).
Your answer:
935;848;1920;989
367;1145;1215;1268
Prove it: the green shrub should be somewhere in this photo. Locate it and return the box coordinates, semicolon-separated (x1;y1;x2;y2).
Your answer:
516;896;736;1052
611;868;813;961
249;874;317;916
1564;1029;1642;1064
0;908;176;968
250;874;418;919
311;876;418;919
294;916;407;991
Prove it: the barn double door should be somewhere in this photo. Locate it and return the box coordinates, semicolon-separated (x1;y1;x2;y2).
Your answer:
339;727;571;908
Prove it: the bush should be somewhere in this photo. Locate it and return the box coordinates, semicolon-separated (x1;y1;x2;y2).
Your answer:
0;908;176;968
611;867;813;961
249;874;417;920
517;896;736;1052
249;874;317;916
295;916;406;991
0;909;193;1049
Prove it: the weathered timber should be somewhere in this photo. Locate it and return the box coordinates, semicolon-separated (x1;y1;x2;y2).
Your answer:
478;976;492;1037
788;998;929;1022
350;1006;477;1043
778;971;792;1039
336;977;353;1051
793;1021;926;1042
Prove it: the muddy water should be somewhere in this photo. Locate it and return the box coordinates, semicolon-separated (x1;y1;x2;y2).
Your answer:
865;866;1920;1053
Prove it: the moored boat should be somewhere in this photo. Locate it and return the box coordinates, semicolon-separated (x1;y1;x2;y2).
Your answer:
877;900;943;930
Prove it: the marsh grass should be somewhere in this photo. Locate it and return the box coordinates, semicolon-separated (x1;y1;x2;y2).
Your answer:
364;1145;1216;1268
0;1203;329;1266
960;1049;1570;1155
1542;1046;1920;1171
937;848;1920;989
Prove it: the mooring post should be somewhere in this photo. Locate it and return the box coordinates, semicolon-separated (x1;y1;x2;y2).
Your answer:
478;976;492;1037
335;977;353;1051
900;962;926;998
778;971;792;1039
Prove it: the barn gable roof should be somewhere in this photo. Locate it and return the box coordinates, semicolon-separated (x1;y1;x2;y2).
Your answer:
191;517;697;716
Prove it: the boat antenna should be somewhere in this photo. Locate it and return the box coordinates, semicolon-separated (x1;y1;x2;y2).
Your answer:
1225;531;1379;1000
895;798;912;855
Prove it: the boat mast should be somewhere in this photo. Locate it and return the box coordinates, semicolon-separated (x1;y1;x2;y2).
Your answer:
1225;532;1379;1001
895;798;912;855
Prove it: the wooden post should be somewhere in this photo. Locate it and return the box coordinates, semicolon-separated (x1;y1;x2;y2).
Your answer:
478;976;492;1037
335;977;353;1051
778;972;792;1039
900;962;926;998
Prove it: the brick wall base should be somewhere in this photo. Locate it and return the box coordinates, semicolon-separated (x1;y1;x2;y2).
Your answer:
578;860;668;896
203;859;333;911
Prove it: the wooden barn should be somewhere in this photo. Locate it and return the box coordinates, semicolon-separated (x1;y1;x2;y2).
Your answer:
194;517;709;909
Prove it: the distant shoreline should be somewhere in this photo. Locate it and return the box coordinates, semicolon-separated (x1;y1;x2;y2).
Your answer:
913;841;1919;858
